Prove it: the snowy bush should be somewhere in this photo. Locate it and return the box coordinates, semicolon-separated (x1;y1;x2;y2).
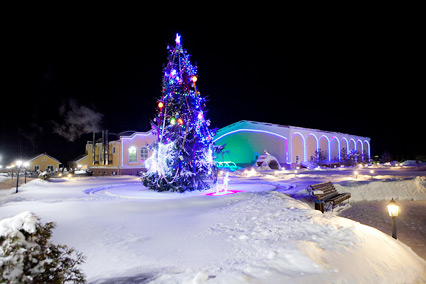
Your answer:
0;212;86;283
300;161;319;169
38;171;51;181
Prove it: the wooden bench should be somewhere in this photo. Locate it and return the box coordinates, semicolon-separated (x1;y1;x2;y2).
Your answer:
307;182;351;212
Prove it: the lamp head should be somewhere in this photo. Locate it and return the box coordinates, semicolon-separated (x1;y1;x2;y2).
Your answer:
387;198;399;217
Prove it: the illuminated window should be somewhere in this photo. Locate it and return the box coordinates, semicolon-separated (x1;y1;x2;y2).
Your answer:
141;147;149;160
128;146;137;162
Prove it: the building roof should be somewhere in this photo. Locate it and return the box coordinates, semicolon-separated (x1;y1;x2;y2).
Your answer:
73;154;89;163
217;120;370;140
27;153;61;164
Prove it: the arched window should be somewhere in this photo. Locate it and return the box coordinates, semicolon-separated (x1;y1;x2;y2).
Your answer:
128;146;137;163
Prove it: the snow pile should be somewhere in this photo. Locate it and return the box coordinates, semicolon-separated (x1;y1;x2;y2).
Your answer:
402;160;426;167
335;176;426;202
1;174;426;283
153;192;426;283
254;151;281;170
0;211;38;237
233;168;264;178
0;212;39;281
300;161;319;170
0;212;86;283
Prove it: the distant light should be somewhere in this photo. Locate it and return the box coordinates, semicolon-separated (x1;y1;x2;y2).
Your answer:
170;117;176;125
177;118;183;125
158;102;164;109
205;190;243;196
175;33;181;45
16;160;22;167
192;76;197;83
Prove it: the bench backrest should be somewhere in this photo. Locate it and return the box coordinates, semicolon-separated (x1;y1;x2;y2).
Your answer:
308;182;338;199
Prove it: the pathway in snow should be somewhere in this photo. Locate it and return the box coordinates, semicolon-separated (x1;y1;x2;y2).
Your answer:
0;176;35;190
339;200;426;261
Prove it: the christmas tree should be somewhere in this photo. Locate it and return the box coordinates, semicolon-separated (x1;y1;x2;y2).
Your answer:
142;34;217;192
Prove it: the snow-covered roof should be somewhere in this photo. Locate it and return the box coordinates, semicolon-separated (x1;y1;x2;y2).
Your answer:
74;154;89;163
119;130;154;140
27;153;61;164
217;120;370;140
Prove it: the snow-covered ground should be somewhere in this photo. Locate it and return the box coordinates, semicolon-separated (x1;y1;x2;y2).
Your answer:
0;167;426;283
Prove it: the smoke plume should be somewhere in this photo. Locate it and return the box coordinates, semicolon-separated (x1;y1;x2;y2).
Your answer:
52;99;103;141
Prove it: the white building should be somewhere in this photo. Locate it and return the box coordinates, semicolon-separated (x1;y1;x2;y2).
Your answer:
213;120;371;169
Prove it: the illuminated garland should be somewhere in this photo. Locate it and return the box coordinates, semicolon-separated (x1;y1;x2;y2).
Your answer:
143;34;217;192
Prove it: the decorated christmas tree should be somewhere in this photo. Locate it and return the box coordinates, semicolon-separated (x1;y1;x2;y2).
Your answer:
142;34;217;192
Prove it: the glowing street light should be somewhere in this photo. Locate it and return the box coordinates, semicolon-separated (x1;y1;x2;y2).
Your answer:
370;169;375;178
354;171;358;179
387;198;400;239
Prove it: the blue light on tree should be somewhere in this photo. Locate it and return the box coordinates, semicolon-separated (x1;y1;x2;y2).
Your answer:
143;34;219;192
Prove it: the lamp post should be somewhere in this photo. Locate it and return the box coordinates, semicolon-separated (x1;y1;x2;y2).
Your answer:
15;160;22;193
10;165;15;180
23;162;29;184
387;198;400;239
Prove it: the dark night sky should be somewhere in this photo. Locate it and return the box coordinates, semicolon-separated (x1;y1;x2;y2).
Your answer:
0;12;424;165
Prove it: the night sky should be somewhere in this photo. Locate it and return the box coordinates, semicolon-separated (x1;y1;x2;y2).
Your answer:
1;13;423;165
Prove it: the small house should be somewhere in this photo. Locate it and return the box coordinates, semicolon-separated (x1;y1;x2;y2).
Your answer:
27;153;61;173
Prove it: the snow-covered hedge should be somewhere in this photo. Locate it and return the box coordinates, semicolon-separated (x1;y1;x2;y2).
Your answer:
0;212;86;283
38;171;51;181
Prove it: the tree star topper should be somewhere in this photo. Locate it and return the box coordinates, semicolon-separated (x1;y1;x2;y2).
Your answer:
175;33;181;45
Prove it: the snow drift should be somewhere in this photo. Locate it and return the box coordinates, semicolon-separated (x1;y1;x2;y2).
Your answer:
1;175;425;283
335;176;426;202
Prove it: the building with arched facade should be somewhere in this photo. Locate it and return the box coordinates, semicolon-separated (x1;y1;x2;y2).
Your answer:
75;120;370;175
213;120;371;169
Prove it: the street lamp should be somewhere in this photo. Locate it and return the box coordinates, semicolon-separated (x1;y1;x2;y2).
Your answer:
23;161;29;184
387;198;400;239
354;171;358;179
10;165;15;180
15;160;22;193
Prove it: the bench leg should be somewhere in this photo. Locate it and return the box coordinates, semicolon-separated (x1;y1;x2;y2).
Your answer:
314;200;325;213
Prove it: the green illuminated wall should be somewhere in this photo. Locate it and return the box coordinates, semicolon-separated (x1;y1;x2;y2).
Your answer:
215;131;287;167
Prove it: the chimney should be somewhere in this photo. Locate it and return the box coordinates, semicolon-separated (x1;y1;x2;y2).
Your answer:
92;132;96;165
105;130;109;165
101;130;105;165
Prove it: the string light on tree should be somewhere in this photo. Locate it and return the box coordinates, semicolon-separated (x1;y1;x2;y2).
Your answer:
143;34;220;192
